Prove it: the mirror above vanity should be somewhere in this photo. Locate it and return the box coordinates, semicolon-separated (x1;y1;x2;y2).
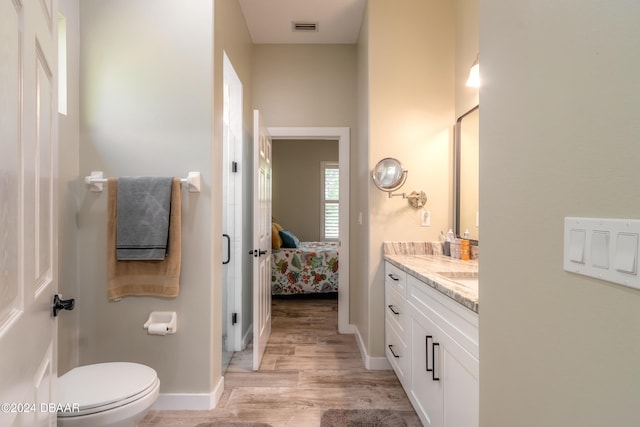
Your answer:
455;105;479;242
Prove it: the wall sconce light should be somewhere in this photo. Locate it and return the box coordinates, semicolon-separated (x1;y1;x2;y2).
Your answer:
466;54;480;88
371;158;427;208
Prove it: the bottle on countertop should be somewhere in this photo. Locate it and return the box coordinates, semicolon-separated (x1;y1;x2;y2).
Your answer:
460;238;470;260
444;229;453;256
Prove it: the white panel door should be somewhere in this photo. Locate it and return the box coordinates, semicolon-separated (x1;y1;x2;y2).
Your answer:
252;110;272;371
0;0;59;425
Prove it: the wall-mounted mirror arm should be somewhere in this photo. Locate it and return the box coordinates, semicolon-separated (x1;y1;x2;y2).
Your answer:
386;188;428;208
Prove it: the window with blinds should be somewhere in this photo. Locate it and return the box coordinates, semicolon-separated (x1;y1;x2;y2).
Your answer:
321;161;339;241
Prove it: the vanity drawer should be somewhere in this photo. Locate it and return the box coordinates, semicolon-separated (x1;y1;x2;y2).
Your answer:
385;283;408;337
385;318;410;389
385;262;407;296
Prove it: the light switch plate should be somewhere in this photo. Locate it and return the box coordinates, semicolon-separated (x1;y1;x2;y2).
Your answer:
564;217;640;290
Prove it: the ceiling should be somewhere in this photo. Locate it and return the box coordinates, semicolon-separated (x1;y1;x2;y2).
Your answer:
238;0;366;44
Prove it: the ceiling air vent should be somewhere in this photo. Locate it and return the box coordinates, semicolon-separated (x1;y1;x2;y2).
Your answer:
292;22;318;32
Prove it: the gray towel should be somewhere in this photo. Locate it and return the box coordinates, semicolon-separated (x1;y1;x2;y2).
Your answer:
116;177;174;260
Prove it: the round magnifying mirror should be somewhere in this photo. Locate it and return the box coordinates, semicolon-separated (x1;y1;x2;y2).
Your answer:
372;158;407;192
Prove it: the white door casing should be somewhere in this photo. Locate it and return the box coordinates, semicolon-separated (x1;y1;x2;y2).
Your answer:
0;0;59;425
252;110;272;371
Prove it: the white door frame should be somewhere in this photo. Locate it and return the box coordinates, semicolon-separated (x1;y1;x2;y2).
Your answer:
268;127;353;334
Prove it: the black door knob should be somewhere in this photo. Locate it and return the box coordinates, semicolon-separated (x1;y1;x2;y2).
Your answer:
52;294;75;317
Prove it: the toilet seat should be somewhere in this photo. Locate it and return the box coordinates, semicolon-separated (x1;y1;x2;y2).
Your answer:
58;362;159;418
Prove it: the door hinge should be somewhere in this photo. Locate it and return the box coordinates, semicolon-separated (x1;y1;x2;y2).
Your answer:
231;312;238;325
232;161;238;173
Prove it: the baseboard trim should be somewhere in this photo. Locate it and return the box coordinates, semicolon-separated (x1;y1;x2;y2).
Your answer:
339;322;357;335
152;376;224;410
354;326;391;371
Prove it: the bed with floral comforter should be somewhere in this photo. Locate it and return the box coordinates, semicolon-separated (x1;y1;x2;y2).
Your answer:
271;242;339;295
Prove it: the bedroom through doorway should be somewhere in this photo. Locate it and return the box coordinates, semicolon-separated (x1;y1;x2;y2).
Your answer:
272;139;338;246
267;127;352;336
270;138;340;325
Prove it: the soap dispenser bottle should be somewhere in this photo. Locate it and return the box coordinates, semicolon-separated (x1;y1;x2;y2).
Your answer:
444;229;454;256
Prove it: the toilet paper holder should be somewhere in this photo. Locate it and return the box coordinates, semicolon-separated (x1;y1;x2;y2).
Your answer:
144;311;177;335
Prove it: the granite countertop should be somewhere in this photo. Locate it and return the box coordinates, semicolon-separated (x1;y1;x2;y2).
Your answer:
384;252;479;313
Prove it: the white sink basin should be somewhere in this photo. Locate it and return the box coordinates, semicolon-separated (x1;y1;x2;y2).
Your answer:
436;271;479;289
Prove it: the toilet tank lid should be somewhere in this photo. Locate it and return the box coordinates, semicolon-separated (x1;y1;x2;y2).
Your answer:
58;362;158;411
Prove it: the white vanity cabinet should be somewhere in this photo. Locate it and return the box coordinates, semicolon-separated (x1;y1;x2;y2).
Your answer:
384;261;479;427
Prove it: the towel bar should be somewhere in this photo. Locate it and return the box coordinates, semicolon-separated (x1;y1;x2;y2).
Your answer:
85;171;201;193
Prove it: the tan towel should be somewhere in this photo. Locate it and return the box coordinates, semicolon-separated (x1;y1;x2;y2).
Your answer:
107;178;181;300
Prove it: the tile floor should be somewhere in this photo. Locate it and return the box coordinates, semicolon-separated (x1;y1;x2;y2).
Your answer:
140;295;421;426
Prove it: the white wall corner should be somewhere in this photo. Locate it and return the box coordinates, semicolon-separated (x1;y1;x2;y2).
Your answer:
354;326;392;371
152;376;224;410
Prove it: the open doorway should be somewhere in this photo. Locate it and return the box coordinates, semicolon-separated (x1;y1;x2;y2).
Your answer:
268;127;352;334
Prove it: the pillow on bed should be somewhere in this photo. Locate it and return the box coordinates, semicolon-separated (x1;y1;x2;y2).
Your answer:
272;223;283;249
279;230;300;248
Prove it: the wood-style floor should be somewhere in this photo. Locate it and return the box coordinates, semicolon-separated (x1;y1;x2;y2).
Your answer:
140;296;421;426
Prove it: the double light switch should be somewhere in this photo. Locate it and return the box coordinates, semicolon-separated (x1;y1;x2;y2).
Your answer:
564;217;640;290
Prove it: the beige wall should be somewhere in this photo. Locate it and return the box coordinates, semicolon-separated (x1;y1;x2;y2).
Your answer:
353;5;371;347
272;139;339;242
252;44;357;129
363;0;455;357
78;0;215;394
58;0;80;376
480;1;640;426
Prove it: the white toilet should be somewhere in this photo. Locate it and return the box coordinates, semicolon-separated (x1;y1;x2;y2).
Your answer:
57;362;160;427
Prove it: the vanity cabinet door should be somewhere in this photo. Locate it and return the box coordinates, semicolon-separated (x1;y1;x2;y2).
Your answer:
440;330;479;427
410;312;444;427
410;307;479;427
